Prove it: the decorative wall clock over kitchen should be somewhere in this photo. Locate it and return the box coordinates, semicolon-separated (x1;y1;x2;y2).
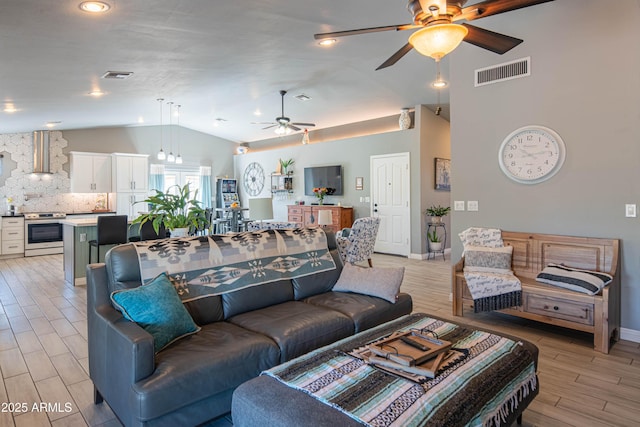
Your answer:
243;162;265;196
498;125;566;184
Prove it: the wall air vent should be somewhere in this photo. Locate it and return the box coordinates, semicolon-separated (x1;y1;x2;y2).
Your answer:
101;71;134;79
474;57;530;87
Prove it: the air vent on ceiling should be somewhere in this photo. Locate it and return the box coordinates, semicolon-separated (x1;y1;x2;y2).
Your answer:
474;57;530;87
295;94;311;101
101;71;134;79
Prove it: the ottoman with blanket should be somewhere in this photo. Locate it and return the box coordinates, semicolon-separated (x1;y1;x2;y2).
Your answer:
233;313;539;427
86;228;412;427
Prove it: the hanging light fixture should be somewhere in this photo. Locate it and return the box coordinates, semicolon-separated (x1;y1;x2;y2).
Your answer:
409;1;468;62
166;101;175;163
175;104;183;164
156;98;166;160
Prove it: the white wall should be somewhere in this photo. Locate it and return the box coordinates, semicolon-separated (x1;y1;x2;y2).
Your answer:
449;1;640;329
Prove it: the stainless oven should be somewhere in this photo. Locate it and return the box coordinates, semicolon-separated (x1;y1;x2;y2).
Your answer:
24;213;66;256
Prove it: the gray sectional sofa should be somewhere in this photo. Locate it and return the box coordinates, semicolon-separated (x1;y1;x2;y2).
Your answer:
86;231;412;427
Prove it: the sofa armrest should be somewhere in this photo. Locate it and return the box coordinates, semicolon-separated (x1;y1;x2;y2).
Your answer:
87;263;155;405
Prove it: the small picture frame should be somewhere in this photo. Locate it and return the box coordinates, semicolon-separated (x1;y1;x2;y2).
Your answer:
434;158;451;191
355;176;364;190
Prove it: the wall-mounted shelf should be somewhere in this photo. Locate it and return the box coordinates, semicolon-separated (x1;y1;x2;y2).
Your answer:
271;174;293;194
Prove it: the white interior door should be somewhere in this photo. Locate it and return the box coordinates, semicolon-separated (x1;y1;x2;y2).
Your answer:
371;153;410;256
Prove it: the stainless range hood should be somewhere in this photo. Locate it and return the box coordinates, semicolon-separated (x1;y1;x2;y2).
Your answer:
32;130;51;174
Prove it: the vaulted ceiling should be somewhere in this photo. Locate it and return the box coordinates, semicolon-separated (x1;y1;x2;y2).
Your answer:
0;1;550;143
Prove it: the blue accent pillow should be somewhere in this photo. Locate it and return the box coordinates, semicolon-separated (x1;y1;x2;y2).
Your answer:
110;273;200;353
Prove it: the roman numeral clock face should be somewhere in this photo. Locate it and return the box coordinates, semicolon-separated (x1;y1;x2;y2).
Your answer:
498;125;566;184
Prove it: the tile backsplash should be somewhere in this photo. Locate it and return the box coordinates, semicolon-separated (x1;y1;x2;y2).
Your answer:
0;131;106;213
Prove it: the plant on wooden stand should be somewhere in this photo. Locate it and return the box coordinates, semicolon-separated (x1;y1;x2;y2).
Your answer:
133;183;206;237
427;229;443;251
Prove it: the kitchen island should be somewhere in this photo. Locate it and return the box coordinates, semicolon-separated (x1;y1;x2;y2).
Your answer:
61;217;134;286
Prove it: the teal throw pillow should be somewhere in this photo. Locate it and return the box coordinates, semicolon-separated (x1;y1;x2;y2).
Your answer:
110;272;200;353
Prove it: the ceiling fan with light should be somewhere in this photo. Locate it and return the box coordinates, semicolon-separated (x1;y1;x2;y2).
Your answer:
314;0;554;69
253;90;316;135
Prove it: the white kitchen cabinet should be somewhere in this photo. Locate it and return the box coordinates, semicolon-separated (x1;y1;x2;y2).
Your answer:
112;154;149;192
0;216;24;255
115;192;148;219
70;152;112;193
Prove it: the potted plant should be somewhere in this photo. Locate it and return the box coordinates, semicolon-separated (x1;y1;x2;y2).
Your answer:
133;183;206;238
279;158;294;175
425;205;451;224
427;229;443;251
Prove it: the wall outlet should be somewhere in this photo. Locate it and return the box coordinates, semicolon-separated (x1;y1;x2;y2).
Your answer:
625;204;637;218
80;233;86;242
454;201;465;211
467;201;479;211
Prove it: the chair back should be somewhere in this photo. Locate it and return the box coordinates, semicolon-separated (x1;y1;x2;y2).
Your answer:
96;215;129;245
139;220;167;241
338;217;380;264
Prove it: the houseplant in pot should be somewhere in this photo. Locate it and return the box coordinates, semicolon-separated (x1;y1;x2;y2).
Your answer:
427;229;443;252
133;183;206;238
425;205;450;224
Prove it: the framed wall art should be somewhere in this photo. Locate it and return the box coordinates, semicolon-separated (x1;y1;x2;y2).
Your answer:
355;176;364;190
434;158;451;191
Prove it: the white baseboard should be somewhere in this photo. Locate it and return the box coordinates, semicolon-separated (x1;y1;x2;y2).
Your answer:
620;327;640;343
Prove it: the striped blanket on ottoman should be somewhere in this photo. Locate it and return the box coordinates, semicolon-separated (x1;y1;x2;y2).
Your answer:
265;313;538;427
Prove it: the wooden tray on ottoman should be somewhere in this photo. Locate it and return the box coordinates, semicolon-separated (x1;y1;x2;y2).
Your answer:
368;330;451;366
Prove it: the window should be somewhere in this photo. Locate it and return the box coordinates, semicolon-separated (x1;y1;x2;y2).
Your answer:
164;167;200;196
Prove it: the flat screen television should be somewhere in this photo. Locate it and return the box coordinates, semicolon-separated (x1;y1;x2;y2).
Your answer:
304;165;343;196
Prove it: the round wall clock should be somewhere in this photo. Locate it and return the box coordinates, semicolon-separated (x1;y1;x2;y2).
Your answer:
243;162;265;196
498;125;566;184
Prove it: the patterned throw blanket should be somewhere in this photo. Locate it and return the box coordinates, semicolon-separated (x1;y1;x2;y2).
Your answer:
463;268;522;313
133;228;336;302
265;314;537;427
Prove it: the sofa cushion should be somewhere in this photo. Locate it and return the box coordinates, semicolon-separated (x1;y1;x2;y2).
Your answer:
222;279;294;319
132;321;280;421
304;292;413;333
332;263;404;303
228;301;353;362
110;273;200;353
292;249;343;300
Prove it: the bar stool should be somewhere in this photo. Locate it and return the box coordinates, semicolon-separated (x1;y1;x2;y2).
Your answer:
88;215;129;263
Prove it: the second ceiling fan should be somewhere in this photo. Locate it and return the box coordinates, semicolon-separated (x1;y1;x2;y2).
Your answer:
254;90;316;135
314;0;554;70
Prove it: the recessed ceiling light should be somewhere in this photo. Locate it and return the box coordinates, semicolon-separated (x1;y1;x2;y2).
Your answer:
318;39;337;47
79;1;111;13
253;109;262;116
213;118;227;127
137;116;144;124
88;90;105;97
3;104;18;113
46;121;61;128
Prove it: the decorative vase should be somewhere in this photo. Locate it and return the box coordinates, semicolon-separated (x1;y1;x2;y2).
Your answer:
318;198;324;205
170;227;189;238
430;216;443;224
399;108;411;130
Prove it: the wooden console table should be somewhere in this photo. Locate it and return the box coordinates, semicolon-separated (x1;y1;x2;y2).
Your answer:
287;205;353;233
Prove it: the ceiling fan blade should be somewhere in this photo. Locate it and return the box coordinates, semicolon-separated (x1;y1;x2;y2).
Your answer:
288;125;302;132
455;0;554;22
252;122;276;125
462;23;523;54
292;122;316;127
262;125;277;130
314;24;417;40
376;42;414;71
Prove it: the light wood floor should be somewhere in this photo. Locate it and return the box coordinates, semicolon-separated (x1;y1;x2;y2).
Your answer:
0;253;638;426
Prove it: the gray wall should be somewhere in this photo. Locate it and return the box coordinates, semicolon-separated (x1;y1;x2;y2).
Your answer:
235;107;451;256
62;126;236;177
449;1;640;330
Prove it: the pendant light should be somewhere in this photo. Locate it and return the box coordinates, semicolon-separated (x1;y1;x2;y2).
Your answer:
166;101;175;163
156;98;166;160
175;104;183;164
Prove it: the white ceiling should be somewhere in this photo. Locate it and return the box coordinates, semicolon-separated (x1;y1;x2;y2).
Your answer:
0;1;539;143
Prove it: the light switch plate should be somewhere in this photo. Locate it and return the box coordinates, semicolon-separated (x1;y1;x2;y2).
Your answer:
454;201;465;211
467;201;479;211
625;204;637;218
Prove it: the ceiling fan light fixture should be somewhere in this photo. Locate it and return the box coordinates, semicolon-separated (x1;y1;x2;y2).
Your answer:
409;23;468;61
432;79;448;88
275;125;292;135
318;39;336;47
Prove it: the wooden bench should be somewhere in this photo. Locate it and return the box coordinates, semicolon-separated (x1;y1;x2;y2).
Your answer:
452;231;620;353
